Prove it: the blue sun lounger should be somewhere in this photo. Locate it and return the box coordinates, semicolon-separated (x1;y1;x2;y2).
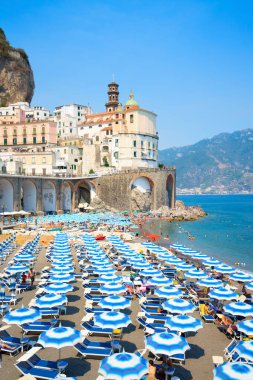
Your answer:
15;361;61;379
85;307;110;314
74;340;113;358
81;321;113;336
137;317;167;333
0;329;30;350
22;320;57;334
28;354;68;372
0;341;22;356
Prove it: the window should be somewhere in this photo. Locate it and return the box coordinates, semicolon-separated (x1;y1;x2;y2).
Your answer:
23;129;27;135
32;156;35;164
23;137;27;144
96;136;99;142
148;141;151;148
3;138;7;145
115;139;118;147
70;128;72;133
134;151;137;157
71;149;73;154
42;127;45;134
13;129;17;136
33;137;36;144
64;149;66;154
42;136;46;143
13;138;17;145
130;114;134;123
3;129;7;136
133;140;137;147
22;158;26;164
114;152;119;159
141;141;144;148
42;156;46;163
33;128;36;135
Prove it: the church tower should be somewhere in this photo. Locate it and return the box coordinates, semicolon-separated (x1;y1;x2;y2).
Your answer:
105;82;119;112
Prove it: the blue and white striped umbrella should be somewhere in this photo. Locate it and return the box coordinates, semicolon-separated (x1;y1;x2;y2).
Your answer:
132;262;151;270
100;274;122;283
229;272;253;283
162;298;195;314
3;307;41;326
203;259;222;267
148;276;173;287
49;273;75;283
237;320;253;336
44;282;73;294
95;311;131;329
191;253;210;260
34;293;67;308
93;267;116;275
99;352;148;380
197;278;223;288
209;287;238;301
50;267;74;274
185;269;208;279
214;264;235;274
174;262;194;271
98;295;131;310
234;341;253;362
14;253;35;262
155;286;183;299
223;302;253;317
6;264;28;274
100;282;126;295
165;315;203;333
246;282;253;292
38;326;82;358
141;268;162;277
213;363;253;380
146;332;190;356
163;257;182;265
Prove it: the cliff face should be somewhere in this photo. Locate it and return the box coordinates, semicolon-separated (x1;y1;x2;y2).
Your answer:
0;28;34;106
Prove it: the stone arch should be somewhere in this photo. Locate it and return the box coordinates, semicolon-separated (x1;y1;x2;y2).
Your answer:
43;180;56;213
130;176;154;211
61;182;72;211
0;179;13;212
74;180;96;206
166;174;174;208
21;180;37;212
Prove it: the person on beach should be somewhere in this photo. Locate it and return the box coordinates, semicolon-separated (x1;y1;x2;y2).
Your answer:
28;268;35;287
147;360;157;380
21;272;27;284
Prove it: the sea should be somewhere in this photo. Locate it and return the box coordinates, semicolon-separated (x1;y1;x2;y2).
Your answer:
143;194;253;273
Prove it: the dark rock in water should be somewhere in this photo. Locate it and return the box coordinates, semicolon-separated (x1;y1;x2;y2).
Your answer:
0;28;34;106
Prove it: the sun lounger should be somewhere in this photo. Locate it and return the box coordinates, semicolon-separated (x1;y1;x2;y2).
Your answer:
140;305;167;315
224;338;238;360
0;341;22;356
85;307;110;314
143;313;168;323
0;329;30;350
74;339;113;358
22;320;57;335
32;307;60;318
28;354;68;372
81;321;113;336
199;303;215;323
137;317;167;333
15;361;60;379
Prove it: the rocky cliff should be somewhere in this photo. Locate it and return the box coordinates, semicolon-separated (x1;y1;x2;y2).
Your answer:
0;28;34;106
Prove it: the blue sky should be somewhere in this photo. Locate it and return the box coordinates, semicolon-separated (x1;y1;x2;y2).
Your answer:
1;0;253;148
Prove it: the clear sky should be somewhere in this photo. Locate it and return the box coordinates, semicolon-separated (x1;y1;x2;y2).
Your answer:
1;0;253;148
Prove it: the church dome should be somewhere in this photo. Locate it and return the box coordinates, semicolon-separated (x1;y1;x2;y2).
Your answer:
125;91;138;107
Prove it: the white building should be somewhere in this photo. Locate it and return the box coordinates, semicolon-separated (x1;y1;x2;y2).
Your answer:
52;146;82;176
54;104;92;138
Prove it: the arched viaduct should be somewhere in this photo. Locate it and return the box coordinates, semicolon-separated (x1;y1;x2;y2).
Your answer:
0;168;176;213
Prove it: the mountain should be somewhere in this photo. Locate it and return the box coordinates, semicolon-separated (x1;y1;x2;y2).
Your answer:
0;28;34;106
159;129;253;194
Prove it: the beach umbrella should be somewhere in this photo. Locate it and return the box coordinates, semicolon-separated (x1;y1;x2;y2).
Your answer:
197;278;223;288
5;264;28;274
100;282;126;295
38;325;82;360
132;262;151;270
165;315;203;333
223;302;253;317
208;287;238;301
98;295;131;310
93;267;116;275
162;298;195;314
50;267;74;274
237;320;253;336
203;259;221;267
174;262;194;271
100;274;122;283
148;276;173;287
214;264;235;274
94;311;131;329
155;286;183;299
162;257;182;265
185;269;208;279
14;253;35;262
191;253;210;260
234;341;253;363
146;332;190;357
99;352;148;380
44;282;73;294
229;272;253;283
34;293;67;308
246;282;253;292
3;306;41;336
213;363;253;380
140;268;162;277
49;273;75;283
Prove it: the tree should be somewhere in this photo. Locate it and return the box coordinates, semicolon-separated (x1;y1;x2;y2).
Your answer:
103;157;110;167
89;169;95;174
158;163;164;169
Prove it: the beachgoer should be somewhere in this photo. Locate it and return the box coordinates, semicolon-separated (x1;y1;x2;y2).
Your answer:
28;268;35;286
21;272;27;284
147;360;157;380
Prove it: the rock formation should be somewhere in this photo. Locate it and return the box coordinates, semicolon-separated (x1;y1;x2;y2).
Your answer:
131;188;152;211
0;28;34;106
157;200;207;221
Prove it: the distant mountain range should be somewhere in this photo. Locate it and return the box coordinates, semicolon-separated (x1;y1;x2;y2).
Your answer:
159;128;253;194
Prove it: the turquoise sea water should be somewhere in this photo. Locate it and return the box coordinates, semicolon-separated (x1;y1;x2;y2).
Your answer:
144;194;253;272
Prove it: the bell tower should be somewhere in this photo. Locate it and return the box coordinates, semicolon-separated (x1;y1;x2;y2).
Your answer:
105;82;119;112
